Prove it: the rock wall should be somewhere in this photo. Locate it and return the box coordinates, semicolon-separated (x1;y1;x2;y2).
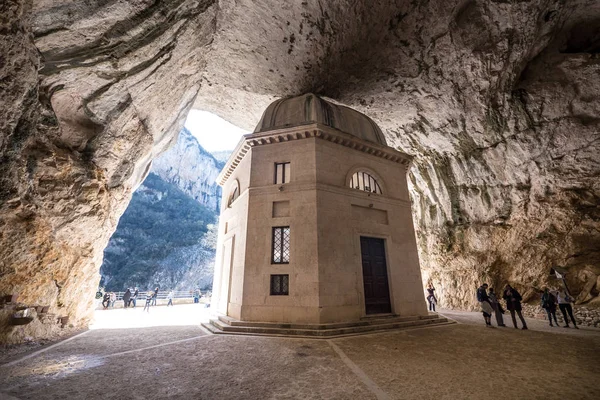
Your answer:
0;0;218;341
151;128;223;212
1;0;599;341
192;0;600;309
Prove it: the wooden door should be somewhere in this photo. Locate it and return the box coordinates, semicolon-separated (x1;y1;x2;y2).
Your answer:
360;237;391;314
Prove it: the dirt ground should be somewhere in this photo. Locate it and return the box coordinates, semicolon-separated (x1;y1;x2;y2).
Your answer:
0;308;599;400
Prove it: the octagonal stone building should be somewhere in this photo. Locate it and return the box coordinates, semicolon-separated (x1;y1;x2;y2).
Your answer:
209;93;432;333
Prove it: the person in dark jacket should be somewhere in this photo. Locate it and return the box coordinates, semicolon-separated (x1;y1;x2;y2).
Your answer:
477;283;494;327
131;287;139;307
122;288;131;309
102;292;110;309
503;284;528;330
426;283;437;312
541;287;558;327
555;288;578;329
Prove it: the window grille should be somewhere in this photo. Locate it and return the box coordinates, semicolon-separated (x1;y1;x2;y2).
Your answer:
270;274;289;295
350;171;382;194
228;185;239;207
274;162;291;184
271;226;290;264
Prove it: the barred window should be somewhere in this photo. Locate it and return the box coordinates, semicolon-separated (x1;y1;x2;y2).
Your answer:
270;275;289;296
271;226;290;264
274;162;291;184
228;180;240;207
350;171;382;194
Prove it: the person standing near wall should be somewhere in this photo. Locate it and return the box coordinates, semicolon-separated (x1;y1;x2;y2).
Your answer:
110;292;116;307
503;284;528;330
555;288;579;329
477;283;494;327
488;288;506;327
541;287;559;327
426;283;437;312
167;290;174;306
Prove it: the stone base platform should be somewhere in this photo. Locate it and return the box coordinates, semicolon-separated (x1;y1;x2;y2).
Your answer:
202;313;454;338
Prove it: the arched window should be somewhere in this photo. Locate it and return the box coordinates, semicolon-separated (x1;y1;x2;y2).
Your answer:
228;181;240;207
350;171;382;194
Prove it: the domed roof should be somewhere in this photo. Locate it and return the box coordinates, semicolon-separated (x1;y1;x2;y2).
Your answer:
254;93;387;146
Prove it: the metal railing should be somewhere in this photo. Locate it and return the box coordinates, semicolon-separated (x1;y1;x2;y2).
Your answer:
106;291;209;301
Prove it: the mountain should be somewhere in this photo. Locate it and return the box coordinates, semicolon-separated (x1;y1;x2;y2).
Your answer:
151;128;224;212
210;150;233;163
100;173;217;291
100;128;226;292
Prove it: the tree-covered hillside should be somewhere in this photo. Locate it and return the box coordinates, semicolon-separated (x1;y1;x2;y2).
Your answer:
100;172;217;291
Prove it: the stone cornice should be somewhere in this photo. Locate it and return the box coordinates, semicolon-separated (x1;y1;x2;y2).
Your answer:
217;123;413;186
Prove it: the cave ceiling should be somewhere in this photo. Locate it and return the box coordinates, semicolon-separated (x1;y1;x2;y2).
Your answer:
0;0;599;339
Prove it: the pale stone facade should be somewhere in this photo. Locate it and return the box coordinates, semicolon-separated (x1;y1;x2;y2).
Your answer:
211;94;427;324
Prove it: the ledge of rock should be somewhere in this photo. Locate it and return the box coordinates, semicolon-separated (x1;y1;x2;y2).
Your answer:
1;0;599;342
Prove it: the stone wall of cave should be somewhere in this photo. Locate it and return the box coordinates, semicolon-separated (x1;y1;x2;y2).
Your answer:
1;0;598;341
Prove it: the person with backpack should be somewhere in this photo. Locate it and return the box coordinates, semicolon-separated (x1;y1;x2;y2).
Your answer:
488;287;506;327
555;288;578;329
477;283;494;327
541;287;558;327
503;284;528;330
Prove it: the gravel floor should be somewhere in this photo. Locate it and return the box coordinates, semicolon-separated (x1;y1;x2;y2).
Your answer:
0;309;598;400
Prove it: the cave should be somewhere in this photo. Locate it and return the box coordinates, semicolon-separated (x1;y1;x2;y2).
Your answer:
1;0;599;346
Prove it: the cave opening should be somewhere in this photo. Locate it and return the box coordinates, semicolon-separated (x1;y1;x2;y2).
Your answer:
92;111;246;329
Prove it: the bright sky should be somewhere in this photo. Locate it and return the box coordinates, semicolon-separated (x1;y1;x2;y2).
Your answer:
184;110;248;152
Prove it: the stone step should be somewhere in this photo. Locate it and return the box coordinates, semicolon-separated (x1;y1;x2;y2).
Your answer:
203;315;454;338
217;313;439;331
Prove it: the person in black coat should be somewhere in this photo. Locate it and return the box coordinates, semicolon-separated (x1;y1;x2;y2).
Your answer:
503;284;528;330
102;292;110;309
541;287;558;327
122;288;131;309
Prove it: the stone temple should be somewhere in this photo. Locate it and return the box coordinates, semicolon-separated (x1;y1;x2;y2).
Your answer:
209;93;432;330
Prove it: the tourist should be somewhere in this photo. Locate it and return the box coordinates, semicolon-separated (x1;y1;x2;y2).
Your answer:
193;289;201;304
151;286;159;306
503;284;528;330
123;288;131;309
555;288;578;329
167;290;174;306
131;287;139;307
109;292;116;307
488;288;506;327
102;292;110;309
541;287;558;327
476;283;494;327
143;290;153;312
426;283;437;312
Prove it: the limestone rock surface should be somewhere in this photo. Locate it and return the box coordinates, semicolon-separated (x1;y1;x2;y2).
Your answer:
1;0;599;341
151;128;223;212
